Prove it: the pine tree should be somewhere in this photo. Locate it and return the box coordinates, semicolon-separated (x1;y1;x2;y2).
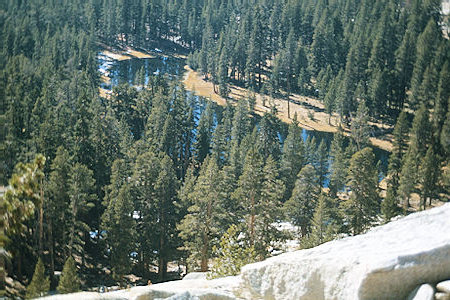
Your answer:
394;28;415;110
57;256;80;294
280;115;304;201
256;112;281;160
433;62;450;142
208;225;256;279
329;130;350;197
233;148;264;246
154;155;179;280
419;147;440;210
178;156;226;272
194;103;214;164
304;136;318;167
351;101;370;151
46;146;71;278
441;111;450;156
409;19;440;110
381;185;401;222
343;148;379;235
398;152;417;210
397;105;432;210
102;184;135;285
302;194;336;249
284;164;320;237
3;154;45;246
218;47;230;98
316;140;328;186
231;99;250;145
67;163;97;260
26;258;50;299
410;104;432;158
256;156;285;258
382;111;409;220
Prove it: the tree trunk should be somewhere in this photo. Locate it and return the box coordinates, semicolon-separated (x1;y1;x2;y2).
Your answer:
48;217;55;285
258;63;261;89
158;229;165;281
286;81;291;119
200;232;209;272
39;182;44;258
403;196;410;211
250;194;255;246
68;198;78;257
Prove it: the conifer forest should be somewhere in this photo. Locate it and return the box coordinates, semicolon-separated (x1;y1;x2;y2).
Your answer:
1;0;449;296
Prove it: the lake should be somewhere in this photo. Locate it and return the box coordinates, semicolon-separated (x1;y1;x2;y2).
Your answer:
98;52;390;186
98;51;186;89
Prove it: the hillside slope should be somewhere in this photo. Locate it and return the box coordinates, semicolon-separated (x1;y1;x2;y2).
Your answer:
41;203;450;300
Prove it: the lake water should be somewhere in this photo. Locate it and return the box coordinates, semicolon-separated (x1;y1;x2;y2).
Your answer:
98;52;186;89
98;52;390;186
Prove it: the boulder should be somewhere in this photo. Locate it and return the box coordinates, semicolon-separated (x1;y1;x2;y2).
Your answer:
40;276;239;300
237;203;450;299
435;293;450;300
406;284;434;300
437;280;450;293
182;272;208;280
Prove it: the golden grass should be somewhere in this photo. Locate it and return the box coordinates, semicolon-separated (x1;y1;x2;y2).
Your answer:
183;65;228;106
126;48;154;59
183;66;394;152
102;50;132;61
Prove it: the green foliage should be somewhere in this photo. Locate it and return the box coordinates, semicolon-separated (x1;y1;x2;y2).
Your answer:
351;101;370;151
57;256;80;294
2;0;449;289
383;111;409;221
257;156;285;258
178;156;227;272
343;148;379;235
67;163;97;257
302;194;338;249
26;258;50;299
102;184;136;284
285;164;320;237
418;147;440;210
2;155;45;237
233;148;264;245
381;186;401;222
329;130;351;197
208;225;256;279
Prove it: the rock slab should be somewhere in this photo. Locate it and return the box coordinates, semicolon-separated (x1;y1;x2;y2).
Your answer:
407;284;435;300
237;203;450;299
437;280;450;293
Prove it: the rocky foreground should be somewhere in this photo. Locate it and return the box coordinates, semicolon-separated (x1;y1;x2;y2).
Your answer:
43;203;450;300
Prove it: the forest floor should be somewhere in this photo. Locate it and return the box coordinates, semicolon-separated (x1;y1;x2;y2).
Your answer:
182;66;394;152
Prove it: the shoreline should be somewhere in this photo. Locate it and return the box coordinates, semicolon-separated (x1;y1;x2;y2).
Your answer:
96;46;393;152
182;66;393;152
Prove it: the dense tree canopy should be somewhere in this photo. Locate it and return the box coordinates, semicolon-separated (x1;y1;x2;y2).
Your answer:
1;0;448;294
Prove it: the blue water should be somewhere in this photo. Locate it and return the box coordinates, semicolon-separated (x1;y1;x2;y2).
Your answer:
98;53;390;188
98;51;185;90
